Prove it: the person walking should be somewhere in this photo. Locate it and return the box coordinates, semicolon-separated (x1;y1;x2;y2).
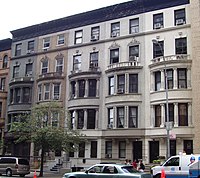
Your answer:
132;159;137;169
138;160;145;172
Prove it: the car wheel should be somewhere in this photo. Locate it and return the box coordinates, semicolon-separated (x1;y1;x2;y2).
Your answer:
155;174;161;178
6;169;12;177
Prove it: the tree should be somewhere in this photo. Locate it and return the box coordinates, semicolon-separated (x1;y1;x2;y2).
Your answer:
11;102;84;177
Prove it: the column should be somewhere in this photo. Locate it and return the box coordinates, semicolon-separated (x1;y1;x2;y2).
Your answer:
75;80;78;98
84;79;88;97
150;105;154;127
95;109;99;129
125;73;128;94
173;68;177;89
125;106;128;128
174;103;178;127
161;70;165;90
74;110;78;130
96;79;100;97
83;109;87;130
113;106;116;129
161;104;165;127
188;102;192;126
150;72;154;92
187;68;191;89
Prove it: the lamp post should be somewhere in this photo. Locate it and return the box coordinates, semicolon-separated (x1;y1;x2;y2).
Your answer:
152;39;170;159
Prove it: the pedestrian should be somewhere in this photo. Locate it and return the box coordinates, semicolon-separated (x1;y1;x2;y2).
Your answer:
132;159;137;169
138;160;145;172
124;159;129;165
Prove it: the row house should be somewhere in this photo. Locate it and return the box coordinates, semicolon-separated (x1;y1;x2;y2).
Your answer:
6;0;198;167
0;38;11;154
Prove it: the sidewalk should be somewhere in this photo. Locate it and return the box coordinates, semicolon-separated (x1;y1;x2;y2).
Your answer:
25;171;63;178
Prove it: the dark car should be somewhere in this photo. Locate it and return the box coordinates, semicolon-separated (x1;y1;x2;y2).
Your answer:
62;163;152;178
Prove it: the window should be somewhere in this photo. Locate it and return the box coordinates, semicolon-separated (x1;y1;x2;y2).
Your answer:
165;157;179;166
73;55;81;71
0;102;2;117
108;108;114;128
130;18;139;34
87;109;96;129
105;141;112;158
155;71;161;91
57;34;65;45
53;83;60;100
10;89;13;104
178;68;187;88
42;113;48;126
153;41;164;58
178;103;188;126
78;80;85;97
38;85;42;101
52;112;59;127
43;37;50;48
129;74;138;93
74;30;83;44
88;79;96;97
117;107;124;128
119;141;126;158
13;66;20;78
109;76;114;95
23;87;30;103
70;111;75;129
25;63;33;76
71;81;76;99
111;22;120;37
129;106;137;128
167;103;174;122
91;141;97;158
44;83;50;100
27;40;34;52
117;75;125;94
56;58;63;73
153;13;163;29
90;52;98;68
175;37;187;54
110;49;119;64
167;69;173;89
155;105;161;127
15;88;21;103
41;59;48;74
174;9;186;26
15;43;22;56
0;78;6;91
129;45;139;60
77;109;84;129
2;55;8;68
78;142;85;157
91;26;100;41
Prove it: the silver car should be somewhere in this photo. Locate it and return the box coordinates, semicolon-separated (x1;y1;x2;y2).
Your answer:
63;163;152;178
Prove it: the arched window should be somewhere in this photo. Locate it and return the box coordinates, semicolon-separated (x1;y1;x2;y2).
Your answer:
3;55;8;68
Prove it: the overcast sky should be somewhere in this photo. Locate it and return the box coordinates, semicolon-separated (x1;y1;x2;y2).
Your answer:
0;0;129;40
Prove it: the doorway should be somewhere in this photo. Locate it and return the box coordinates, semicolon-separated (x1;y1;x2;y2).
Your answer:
132;141;142;161
149;140;159;163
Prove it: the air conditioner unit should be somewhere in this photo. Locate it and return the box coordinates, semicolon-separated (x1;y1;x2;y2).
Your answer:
27;50;32;54
117;88;124;94
105;153;112;158
107;124;113;129
129;56;137;61
111;31;118;37
90;62;98;68
91;35;99;41
176;19;184;25
154;23;162;29
54;95;59;100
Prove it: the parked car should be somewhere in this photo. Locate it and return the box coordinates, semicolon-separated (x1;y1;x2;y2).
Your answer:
62;163;152;178
0;157;30;177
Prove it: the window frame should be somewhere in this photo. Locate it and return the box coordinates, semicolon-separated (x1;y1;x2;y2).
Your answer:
117;107;125;128
175;37;187;54
57;34;65;45
111;22;120;37
153;13;164;29
74;30;83;44
110;48;119;64
129;18;139;34
43;37;50;49
174;9;186;26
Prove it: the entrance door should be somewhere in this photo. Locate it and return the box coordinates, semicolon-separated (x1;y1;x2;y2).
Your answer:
170;140;176;156
149;141;159;163
132;141;142;161
184;140;193;154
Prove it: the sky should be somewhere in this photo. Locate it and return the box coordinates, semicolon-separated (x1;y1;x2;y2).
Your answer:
0;0;129;40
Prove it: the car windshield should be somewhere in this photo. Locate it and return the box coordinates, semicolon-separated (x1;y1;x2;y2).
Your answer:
122;166;139;173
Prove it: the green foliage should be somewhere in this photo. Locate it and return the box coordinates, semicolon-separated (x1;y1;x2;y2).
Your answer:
10;101;84;153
